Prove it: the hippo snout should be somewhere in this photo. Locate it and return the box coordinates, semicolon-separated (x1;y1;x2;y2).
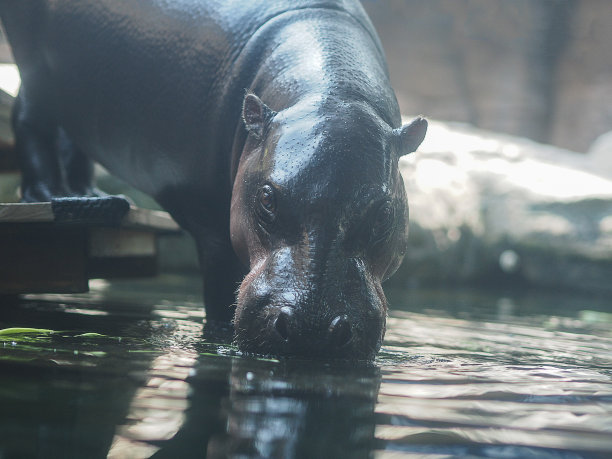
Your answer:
271;307;353;350
236;304;381;360
233;261;386;360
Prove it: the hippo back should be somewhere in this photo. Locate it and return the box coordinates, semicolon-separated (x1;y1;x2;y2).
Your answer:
0;0;386;205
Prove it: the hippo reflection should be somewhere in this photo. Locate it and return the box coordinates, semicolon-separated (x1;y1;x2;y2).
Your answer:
0;0;427;359
145;357;381;458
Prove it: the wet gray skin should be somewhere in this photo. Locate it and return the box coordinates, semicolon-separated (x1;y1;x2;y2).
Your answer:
231;96;426;359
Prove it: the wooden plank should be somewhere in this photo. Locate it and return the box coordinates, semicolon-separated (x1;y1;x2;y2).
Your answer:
88;228;156;258
0;223;88;294
0;224;162;293
0;201;180;293
87;228;158;279
121;207;180;232
0;201;181;232
0;202;54;222
88;256;157;279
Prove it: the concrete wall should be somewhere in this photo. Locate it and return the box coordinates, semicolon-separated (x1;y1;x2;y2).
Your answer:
362;0;612;152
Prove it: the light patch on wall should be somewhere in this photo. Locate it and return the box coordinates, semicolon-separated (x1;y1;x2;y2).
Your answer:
0;63;20;97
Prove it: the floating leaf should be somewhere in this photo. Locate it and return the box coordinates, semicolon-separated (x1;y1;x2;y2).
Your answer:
74;332;107;338
0;328;56;343
0;328;55;336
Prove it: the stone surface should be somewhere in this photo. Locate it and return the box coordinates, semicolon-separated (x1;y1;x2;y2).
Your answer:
588;130;612;180
393;118;612;294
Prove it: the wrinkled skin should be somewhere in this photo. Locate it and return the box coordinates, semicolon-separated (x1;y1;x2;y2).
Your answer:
1;0;426;360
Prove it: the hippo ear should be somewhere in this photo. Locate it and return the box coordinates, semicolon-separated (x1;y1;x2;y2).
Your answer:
242;93;276;139
394;116;428;157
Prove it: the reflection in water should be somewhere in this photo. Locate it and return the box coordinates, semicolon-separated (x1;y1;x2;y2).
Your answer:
206;359;380;458
108;350;198;458
120;354;381;458
1;278;611;458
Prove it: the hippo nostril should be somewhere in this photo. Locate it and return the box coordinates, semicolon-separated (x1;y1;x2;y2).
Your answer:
273;307;291;342
329;315;352;348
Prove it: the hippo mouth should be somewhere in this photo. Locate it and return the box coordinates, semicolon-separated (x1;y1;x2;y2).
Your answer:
233;318;382;361
232;282;386;361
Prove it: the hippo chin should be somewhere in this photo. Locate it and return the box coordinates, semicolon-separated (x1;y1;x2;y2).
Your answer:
1;0;427;360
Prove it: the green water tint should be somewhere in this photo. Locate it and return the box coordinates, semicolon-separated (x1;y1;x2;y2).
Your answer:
0;326;155;369
1;276;611;458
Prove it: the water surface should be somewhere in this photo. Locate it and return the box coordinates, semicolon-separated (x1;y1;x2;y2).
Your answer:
1;276;611;458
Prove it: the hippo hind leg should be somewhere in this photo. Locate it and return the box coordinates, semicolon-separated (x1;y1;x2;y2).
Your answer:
13;89;100;202
56;126;106;198
13;90;66;202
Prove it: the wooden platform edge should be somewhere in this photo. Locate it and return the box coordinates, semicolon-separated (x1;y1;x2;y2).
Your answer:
0;202;181;232
122;206;181;232
0;202;182;294
0;202;54;222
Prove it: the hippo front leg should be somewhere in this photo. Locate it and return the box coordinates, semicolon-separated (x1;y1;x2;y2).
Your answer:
196;237;247;324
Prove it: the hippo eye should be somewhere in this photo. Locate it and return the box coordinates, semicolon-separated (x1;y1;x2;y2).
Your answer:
371;201;395;243
256;184;277;224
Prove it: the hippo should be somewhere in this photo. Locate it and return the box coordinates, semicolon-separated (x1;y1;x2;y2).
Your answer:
0;0;427;360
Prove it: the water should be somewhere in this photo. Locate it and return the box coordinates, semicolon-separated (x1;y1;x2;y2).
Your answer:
1;276;611;458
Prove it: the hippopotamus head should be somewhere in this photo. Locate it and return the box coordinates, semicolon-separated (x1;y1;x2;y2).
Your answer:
230;93;427;360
